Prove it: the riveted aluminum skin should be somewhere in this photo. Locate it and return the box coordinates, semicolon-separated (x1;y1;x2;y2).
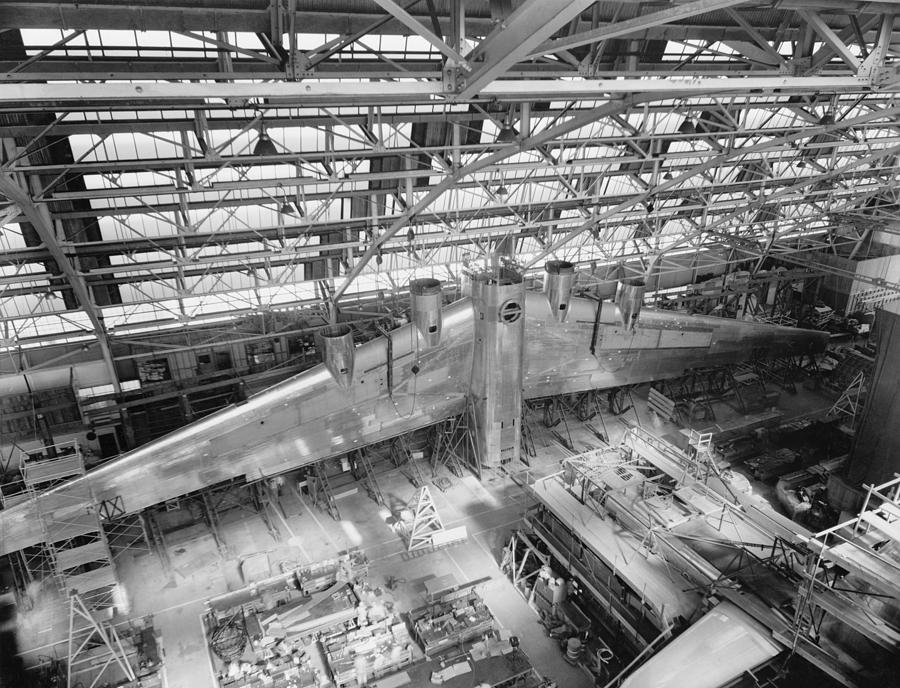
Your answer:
543;260;576;322
616;278;645;330
409;278;443;348
459;270;473;297
318;323;355;390
470;267;525;469
0;294;828;558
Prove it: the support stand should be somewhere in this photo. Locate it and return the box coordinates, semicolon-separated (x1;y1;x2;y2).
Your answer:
308;461;341;520
406;486;444;552
67;592;136;688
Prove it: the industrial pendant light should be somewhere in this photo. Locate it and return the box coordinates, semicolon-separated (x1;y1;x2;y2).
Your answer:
496;124;518;144
254;131;278;157
253;118;279;157
277;183;303;217
677;118;696;135
493;167;509;197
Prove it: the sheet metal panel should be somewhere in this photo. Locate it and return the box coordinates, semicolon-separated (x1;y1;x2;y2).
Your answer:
619;601;782;688
470;269;526;468
0;294;827;556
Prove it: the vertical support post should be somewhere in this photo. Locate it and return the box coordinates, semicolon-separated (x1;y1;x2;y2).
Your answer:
381;327;394;395
520;102;531;138
469;266;525;469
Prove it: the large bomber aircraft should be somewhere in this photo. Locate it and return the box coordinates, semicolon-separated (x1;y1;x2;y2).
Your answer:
0;264;827;557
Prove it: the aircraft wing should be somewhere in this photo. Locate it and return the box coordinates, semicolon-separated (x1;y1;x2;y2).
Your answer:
0;302;476;555
0;293;827;556
619;601;782;688
523;293;827;398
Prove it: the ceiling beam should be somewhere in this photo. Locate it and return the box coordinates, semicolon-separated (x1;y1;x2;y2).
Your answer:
530;0;750;58
0;172;121;392
0;76;888;107
456;0;596;99
524;107;900;267
0;2;498;35
797;9;862;71
8;95;895;138
370;0;470;67
331;95;643;305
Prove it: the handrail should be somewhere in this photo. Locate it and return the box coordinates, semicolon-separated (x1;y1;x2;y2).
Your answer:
601;622;674;688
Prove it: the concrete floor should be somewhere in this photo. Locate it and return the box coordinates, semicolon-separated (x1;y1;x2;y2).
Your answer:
11;379;837;688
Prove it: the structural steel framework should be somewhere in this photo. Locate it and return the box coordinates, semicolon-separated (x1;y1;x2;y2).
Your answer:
0;1;899;354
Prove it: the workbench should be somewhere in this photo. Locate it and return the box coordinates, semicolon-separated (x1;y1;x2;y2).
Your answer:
410;589;495;657
406;641;542;688
323;616;416;688
220;654;318;688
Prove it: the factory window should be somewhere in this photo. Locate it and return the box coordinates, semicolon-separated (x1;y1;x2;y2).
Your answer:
215;350;233;370
137;358;171;383
246;340;277;372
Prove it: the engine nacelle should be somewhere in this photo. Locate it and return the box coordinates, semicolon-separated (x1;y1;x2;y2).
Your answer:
543;260;575;322
318;324;355;390
616;278;645;331
410;278;443;348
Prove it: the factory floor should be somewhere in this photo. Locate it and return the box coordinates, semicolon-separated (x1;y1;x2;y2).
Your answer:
14;463;591;688
11;380;838;688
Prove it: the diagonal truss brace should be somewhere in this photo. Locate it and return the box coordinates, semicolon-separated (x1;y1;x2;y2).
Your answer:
371;0;470;69
0;173;121;393
458;0;596;99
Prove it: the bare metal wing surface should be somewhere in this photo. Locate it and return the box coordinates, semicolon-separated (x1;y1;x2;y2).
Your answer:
0;293;826;556
618;600;783;688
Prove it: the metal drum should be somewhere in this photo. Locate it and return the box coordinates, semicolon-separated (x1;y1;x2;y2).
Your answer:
318;323;355;390
409;278;443;348
543;260;575;322
616;278;645;331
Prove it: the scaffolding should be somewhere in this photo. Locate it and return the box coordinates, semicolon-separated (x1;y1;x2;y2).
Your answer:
406;486;443;552
352;449;385;506
98;496;152;562
429;413;474;479
66;592;136;688
500;529;549;592
825;371;867;432
402;485;469;554
623;427;897;685
141;508;172;574
788;476;900;673
248;479;284;540
685;429;715;483
391;433;429;487
307;460;341;521
21;442;118;610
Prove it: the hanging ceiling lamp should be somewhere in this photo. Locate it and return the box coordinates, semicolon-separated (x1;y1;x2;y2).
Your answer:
677;118;696;135
496;124;518;144
277;182;304;217
253;121;279;157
